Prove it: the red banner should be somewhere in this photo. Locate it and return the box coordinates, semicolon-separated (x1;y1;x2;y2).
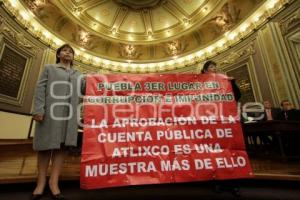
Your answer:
80;74;253;189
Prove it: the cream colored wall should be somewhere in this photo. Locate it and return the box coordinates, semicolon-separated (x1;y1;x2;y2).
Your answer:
0;111;32;139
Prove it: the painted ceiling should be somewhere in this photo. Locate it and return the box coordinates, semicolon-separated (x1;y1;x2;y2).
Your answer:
21;0;264;62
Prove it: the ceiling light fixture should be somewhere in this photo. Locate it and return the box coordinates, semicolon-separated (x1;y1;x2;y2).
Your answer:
240;23;249;32
267;0;278;9
147;31;153;39
217;40;225;47
254;13;261;22
207;46;214;53
9;0;17;7
20;11;30;21
196;51;203;57
43;31;50;39
95;57;101;63
228;32;237;40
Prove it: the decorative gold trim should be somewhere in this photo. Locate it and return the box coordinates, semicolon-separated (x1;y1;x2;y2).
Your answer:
0;21;36;54
0;14;5;26
256;25;281;105
219;42;255;66
280;8;300;34
52;0;225;44
268;22;300;106
229;60;263;104
248;56;263;102
285;33;300;108
0;0;293;73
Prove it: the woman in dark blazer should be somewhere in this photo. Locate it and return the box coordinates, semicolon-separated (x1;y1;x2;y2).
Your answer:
201;60;241;197
201;60;241;101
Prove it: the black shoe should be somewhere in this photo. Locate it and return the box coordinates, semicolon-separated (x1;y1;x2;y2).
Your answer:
51;193;66;200
31;194;43;200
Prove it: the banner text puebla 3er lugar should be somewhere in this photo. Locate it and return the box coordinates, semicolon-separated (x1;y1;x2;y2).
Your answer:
80;74;253;189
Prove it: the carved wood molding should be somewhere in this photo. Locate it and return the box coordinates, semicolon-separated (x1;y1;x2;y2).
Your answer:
219;42;255;66
0;15;5;26
280;8;300;34
0;15;36;54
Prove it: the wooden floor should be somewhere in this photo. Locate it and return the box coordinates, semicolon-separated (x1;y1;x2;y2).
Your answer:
1;141;300;184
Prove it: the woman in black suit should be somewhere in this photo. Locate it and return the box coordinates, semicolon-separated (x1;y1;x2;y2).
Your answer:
201;60;241;101
201;60;241;197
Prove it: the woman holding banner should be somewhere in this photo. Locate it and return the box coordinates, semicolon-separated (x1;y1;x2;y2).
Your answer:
32;44;84;200
201;60;241;197
201;60;241;101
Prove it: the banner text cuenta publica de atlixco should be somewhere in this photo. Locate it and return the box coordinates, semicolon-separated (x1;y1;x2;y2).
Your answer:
80;74;253;189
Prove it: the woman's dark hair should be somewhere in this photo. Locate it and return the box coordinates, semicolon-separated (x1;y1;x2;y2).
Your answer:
201;60;217;74
56;44;75;66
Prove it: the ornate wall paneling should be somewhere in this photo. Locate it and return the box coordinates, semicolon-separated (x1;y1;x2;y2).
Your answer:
270;22;300;107
249;41;278;105
0;8;46;114
257;25;285;105
0;23;33;107
217;41;261;105
227;63;256;105
280;3;300;107
257;21;300;108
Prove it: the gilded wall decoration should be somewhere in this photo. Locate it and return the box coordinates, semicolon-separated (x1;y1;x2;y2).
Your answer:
114;0;162;9
119;44;142;59
206;0;240;36
0;15;5;26
101;9;110;17
164;39;188;57
0;25;34;52
220;43;255;66
54;16;69;32
23;0;46;11
72;27;98;50
280;8;300;34
17;0;262;61
72;6;83;16
24;0;51;21
207;2;241;34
